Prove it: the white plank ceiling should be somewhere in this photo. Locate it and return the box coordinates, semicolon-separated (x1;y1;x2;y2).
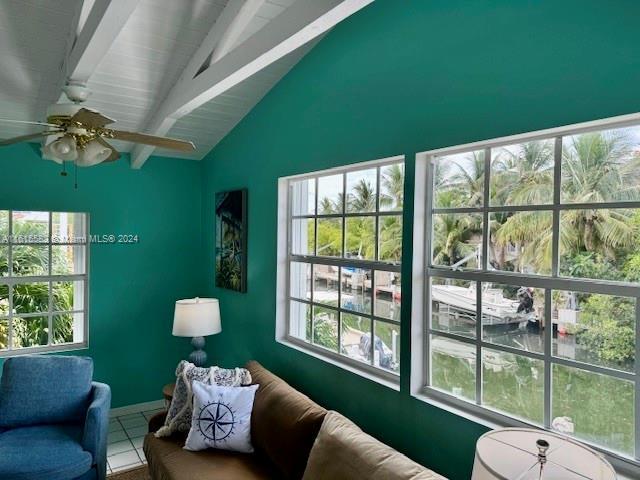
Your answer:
0;0;317;161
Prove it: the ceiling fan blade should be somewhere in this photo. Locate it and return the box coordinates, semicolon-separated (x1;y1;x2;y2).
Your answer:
70;108;115;128
0;131;62;146
110;130;195;152
95;136;120;162
0;118;59;127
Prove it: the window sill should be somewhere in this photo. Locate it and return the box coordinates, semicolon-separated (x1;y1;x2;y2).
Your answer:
278;336;400;391
411;389;640;479
0;342;88;358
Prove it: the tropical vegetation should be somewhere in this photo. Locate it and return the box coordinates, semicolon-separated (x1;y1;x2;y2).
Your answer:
0;214;75;350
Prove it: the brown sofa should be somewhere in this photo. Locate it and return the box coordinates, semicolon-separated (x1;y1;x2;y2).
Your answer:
143;361;445;480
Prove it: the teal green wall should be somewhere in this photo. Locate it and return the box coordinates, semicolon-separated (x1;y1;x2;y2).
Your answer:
0;145;203;408
200;1;640;478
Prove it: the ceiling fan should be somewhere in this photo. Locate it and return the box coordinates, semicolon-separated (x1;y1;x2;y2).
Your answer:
0;82;195;167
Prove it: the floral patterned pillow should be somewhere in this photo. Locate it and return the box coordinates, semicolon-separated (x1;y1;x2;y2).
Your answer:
155;360;252;438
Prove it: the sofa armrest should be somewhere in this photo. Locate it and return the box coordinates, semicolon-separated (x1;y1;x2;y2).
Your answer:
82;382;111;480
148;411;167;433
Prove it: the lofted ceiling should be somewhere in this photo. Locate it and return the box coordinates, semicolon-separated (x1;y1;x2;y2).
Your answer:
0;0;372;167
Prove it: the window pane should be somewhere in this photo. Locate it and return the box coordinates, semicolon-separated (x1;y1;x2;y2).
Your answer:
561;126;640;204
0;318;7;350
291;218;314;255
0;211;8;241
0;284;8;316
341;268;371;314
345;217;375;260
12;211;49;243
434;150;485;208
317;218;342;257
52;245;85;275
552;291;635;372
52;212;86;243
53;314;75;344
482;283;544;354
13;282;49;314
312;265;339;307
0;246;7;277
341;313;371;364
373;320;400;373
552;364;635;456
490;140;554;206
482;348;544;425
290;179;315;216
489;211;552;275
12;316;48;348
312;306;338;351
317;174;343;214
12;245;49;276
346;168;377;213
430;335;476;401
289;300;311;342
289;262;311;301
559;208;635;282
431;277;476;338
380;163;404;212
374;270;401;321
379;215;402;263
52;281;84;312
432;213;482;269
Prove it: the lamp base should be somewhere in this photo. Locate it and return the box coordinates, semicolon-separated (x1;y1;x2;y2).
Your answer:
189;336;207;367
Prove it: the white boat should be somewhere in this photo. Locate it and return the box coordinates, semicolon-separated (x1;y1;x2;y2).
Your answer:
432;284;538;326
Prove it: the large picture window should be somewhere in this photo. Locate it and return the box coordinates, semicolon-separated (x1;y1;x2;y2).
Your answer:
418;117;640;466
0;210;88;355
278;157;404;381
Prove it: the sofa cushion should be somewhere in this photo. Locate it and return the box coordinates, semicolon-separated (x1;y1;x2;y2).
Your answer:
0;355;93;428
247;361;327;480
0;424;93;480
144;432;278;480
302;411;447;480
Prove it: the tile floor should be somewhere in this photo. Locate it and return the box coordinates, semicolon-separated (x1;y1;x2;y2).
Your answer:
107;407;165;474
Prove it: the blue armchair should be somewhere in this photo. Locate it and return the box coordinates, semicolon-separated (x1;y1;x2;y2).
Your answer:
0;355;111;480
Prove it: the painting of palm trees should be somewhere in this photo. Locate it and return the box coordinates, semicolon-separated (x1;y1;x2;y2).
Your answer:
215;189;247;292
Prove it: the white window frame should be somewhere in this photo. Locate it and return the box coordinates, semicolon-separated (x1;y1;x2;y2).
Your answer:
276;156;404;389
411;111;640;477
0;210;89;356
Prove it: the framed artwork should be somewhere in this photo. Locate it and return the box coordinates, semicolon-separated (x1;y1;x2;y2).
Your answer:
215;189;248;292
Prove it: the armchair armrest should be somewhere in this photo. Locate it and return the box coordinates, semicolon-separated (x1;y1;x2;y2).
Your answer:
82;382;111;480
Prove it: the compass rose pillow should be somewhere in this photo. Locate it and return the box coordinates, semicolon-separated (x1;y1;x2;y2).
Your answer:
184;381;259;453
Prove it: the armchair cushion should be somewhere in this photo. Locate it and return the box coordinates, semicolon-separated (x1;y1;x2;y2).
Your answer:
0;424;92;480
0;355;94;428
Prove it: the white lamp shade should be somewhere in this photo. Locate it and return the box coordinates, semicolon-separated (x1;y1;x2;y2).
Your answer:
471;428;616;480
172;298;222;337
76;139;111;167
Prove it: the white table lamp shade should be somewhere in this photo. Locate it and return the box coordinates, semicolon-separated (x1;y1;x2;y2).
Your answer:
472;429;616;480
172;298;222;337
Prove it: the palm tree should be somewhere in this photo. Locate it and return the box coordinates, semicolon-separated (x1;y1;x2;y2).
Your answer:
492;140;554;205
380;164;404;210
432;190;481;267
348;179;376;212
494;133;640;272
446;151;485;207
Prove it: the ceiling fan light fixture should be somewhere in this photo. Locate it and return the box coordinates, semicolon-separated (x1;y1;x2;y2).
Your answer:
76;139;111;167
42;134;77;163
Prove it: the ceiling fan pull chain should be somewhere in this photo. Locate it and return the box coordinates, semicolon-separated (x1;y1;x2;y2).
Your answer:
61;161;67;177
74;161;78;190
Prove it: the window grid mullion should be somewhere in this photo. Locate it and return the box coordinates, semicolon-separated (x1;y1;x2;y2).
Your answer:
47;212;53;346
551;136;562;278
635;297;640;460
544;288;552;429
7;211;13;350
475;281;482;406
